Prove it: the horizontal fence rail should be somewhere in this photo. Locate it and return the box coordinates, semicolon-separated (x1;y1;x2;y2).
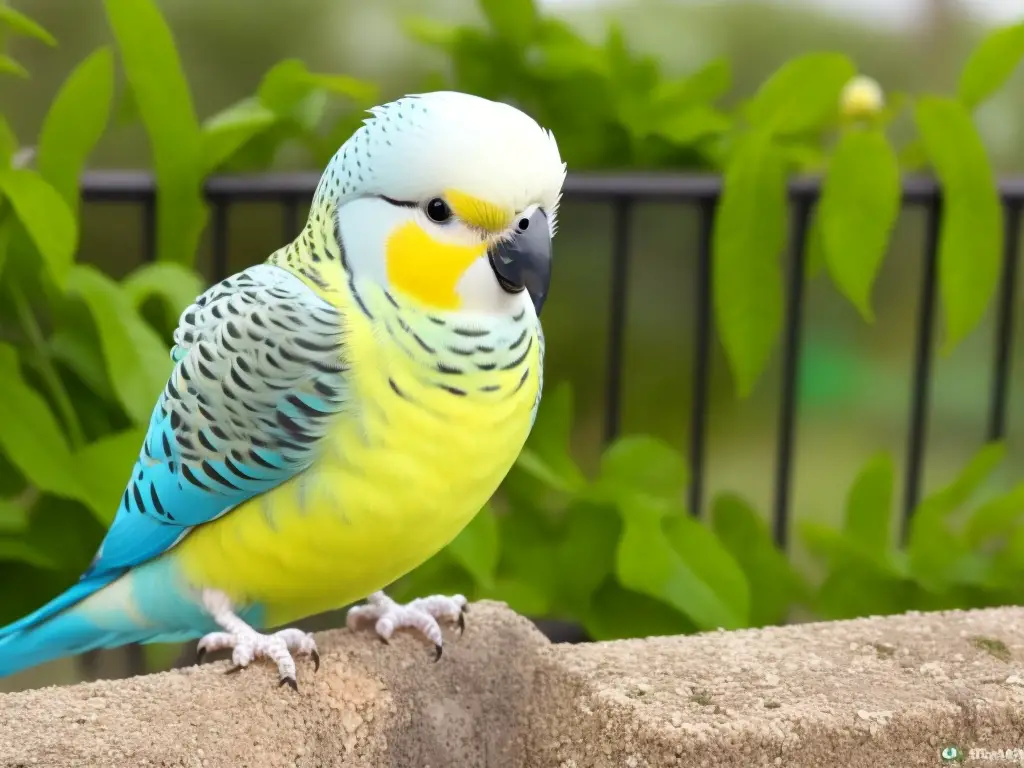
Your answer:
79;171;1024;549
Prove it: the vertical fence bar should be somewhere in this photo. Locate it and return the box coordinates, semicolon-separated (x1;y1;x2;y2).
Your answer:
283;196;302;243
603;197;633;443
211;199;229;282
687;199;715;518
772;197;813;549
141;195;156;263
987;201;1023;441
901;197;943;539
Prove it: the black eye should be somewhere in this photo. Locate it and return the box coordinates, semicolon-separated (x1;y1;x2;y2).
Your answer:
517;217;530;231
425;198;452;223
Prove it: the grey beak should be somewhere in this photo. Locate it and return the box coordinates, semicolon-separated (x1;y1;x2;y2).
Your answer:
487;208;552;315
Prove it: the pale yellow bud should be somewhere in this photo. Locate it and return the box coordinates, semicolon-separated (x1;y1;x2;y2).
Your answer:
840;75;885;120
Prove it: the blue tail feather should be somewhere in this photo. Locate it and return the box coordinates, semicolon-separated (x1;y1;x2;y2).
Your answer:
0;571;121;641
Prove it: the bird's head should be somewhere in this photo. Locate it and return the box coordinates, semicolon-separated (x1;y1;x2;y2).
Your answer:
314;91;566;317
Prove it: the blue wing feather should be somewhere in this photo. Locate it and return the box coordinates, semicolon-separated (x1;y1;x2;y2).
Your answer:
0;265;347;641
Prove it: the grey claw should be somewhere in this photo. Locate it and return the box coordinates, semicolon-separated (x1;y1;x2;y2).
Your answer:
311;650;320;672
196;647;207;665
224;664;244;675
433;643;443;662
279;676;298;692
457;612;465;636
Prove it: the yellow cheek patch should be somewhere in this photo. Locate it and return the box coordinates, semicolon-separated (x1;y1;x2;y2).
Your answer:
386;221;484;310
445;189;513;234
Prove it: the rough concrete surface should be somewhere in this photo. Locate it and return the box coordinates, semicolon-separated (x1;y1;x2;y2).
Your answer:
0;602;549;768
4;604;1024;767
530;607;1024;768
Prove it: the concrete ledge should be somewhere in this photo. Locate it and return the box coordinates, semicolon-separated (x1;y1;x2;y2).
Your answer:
4;603;1024;767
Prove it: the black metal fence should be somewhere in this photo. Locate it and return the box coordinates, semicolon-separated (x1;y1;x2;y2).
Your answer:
80;172;1024;550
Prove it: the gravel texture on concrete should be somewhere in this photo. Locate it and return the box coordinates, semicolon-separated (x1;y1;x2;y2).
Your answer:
5;603;1024;766
0;602;548;767
531;606;1024;767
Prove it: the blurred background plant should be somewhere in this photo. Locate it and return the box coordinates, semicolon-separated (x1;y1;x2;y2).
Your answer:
1;0;1023;690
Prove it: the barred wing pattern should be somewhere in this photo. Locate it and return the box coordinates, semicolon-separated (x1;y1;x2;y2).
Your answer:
86;264;349;577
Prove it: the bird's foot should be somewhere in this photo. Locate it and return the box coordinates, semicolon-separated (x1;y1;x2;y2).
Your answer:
346;591;467;661
197;589;319;691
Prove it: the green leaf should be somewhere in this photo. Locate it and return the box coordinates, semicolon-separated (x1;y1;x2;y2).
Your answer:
485;577;550;617
0;497;28;532
304;73;377;104
814;564;915;620
36;47;115;214
615;493;747;630
0;168;77;285
258;60;374;120
401;17;459;50
121;262;203;315
819;129;900;321
0;214;13;283
842;453;895;561
654;105;731;146
0;6;56;46
747;52;856;136
20;495;107;576
964;482;1024;549
914;96;1002;352
711;493;806;626
663;513;750;626
0;539;59;569
492;497;558;616
584;580;696;641
958;22;1024;109
103;0;205;266
556;501;621;611
446;503;499;589
479;0;538;47
531;24;608;78
0;114;17;163
653;58;731;109
713;131;787;397
258;59;317;115
201;98;279;174
75;429;146;524
516;381;586;494
65;265;172;425
908;442;1005;591
48;326;113;399
804;206;827;279
0;55;28;78
595;435;688;502
0;344;82;501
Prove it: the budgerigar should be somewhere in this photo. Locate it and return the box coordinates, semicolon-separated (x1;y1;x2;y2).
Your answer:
0;91;565;689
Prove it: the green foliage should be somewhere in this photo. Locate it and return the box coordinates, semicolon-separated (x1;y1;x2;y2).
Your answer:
408;5;1022;395
0;9;191;623
398;382;1024;638
957;21;1024;110
914;97;1003;353
818;128;900;322
102;0;206;267
712;131;787;397
394;384;805;637
798;442;1024;621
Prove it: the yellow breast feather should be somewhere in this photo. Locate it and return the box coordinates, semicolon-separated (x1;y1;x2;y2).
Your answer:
175;270;541;625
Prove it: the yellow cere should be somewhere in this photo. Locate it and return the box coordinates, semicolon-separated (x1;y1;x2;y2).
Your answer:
444;189;513;234
385;220;485;310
